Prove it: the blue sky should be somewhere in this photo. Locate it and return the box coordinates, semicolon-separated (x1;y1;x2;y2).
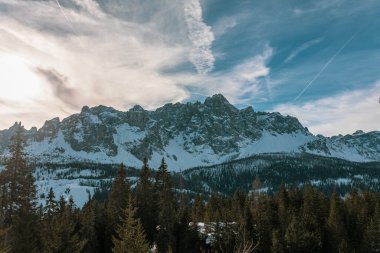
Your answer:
0;0;379;135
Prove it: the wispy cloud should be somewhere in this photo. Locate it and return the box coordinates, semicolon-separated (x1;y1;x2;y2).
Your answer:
284;38;322;63
34;67;79;108
182;46;273;104
0;0;194;128
274;82;380;136
183;0;215;74
72;0;105;18
291;0;344;15
212;16;239;37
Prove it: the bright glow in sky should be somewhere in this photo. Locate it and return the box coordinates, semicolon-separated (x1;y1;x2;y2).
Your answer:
0;0;379;136
0;54;44;101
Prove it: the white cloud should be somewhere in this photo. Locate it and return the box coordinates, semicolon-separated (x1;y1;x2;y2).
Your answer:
284;38;322;63
72;0;105;18
273;82;380;136
181;46;273;104
212;16;239;37
183;0;215;74
291;0;344;15
0;0;271;130
0;0;193;129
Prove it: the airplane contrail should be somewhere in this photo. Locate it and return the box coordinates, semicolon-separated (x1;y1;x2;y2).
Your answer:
293;33;357;101
55;0;73;27
54;0;84;44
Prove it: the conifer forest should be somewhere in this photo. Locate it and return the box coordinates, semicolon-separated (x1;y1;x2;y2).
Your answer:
0;124;379;253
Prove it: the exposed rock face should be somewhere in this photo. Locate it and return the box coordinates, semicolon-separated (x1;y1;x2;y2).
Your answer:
0;94;378;170
35;117;60;142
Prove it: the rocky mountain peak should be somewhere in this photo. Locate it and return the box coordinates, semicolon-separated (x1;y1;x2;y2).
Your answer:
203;94;239;115
0;94;378;168
35;117;60;141
81;106;91;114
353;130;364;135
129;105;146;113
204;94;230;106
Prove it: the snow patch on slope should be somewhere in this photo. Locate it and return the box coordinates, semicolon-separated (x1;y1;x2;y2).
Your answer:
238;131;315;158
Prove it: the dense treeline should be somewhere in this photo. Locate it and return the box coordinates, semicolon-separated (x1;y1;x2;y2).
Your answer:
1;124;380;252
183;154;380;196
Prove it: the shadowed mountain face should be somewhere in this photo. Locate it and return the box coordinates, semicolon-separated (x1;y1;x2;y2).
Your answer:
0;94;379;171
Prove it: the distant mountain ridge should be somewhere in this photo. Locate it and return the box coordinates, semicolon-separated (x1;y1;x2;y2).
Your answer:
0;94;379;171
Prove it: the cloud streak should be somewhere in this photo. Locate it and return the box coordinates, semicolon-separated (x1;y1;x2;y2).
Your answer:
182;46;273;104
183;0;215;74
285;38;322;63
34;67;79;108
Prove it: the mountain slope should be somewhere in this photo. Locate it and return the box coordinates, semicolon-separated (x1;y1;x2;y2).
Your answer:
0;94;379;170
182;152;380;195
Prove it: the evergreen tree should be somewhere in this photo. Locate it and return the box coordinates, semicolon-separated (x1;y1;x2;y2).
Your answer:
0;124;37;223
174;187;200;253
154;158;176;253
251;195;274;253
271;229;284;253
44;188;58;219
109;163;131;220
112;197;149;253
326;190;347;253
361;204;380;252
277;183;289;234
107;163;131;251
43;199;85;253
80;200;99;253
0;124;41;253
284;214;322;253
191;194;205;223
345;189;365;251
135;158;156;245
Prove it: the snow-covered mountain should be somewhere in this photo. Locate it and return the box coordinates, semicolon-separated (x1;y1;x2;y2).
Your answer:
0;94;379;171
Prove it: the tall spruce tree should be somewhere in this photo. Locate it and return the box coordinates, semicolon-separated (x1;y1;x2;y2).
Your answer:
43;200;85;253
326;190;347;253
271;229;284;253
44;188;58;219
107;163;131;251
0;123;41;253
154;158;176;253
80;200;99;253
191;194;205;224
108;163;131;219
0;123;36;222
136;158;156;245
112;197;149;253
361;204;380;252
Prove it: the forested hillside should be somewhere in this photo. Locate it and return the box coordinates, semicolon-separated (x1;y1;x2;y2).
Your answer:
1;123;380;253
183;153;380;196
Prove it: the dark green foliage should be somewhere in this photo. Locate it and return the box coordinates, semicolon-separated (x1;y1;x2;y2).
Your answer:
108;163;131;220
42;199;85;253
2;142;380;252
135;158;157;245
0;123;41;253
112;197;149;253
271;229;284;253
154;158;177;253
79;200;99;253
361;204;380;252
106;163;132;251
183;153;380;196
